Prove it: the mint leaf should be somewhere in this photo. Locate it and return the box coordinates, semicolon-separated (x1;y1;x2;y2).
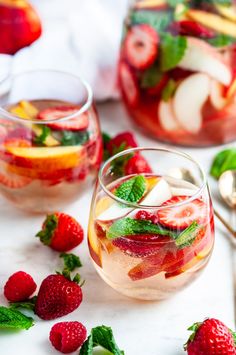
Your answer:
160;33;187;71
107;218;177;240
175;221;200;248
115;176;146;204
33;126;51;146
208;34;236;47
9;297;37;312
140;66;164;89
80;325;124;355
167;0;186;7
130;10;172;32
61;130;89;146
210;148;236;179
161;79;177;101
229;329;236;346
0;306;34;330
60;253;82;272
36;214;58;245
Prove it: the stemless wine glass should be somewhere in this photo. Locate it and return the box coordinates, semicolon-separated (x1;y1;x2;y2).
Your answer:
118;0;236;146
0;70;102;212
88;147;214;300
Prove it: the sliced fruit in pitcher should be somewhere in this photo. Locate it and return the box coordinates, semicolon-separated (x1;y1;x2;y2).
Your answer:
119;62;139;107
158;100;182;132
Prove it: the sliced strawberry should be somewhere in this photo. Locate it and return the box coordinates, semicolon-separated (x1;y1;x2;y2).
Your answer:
0;168;32;189
6;127;34;141
37;106;89;131
157;196;207;229
124;153;152;175
124;24;159;70
0;125;7;142
119;62;139;107
113;234;170;258
169;20;215;39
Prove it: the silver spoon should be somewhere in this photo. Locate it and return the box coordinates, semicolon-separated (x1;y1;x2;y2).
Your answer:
168;167;236;239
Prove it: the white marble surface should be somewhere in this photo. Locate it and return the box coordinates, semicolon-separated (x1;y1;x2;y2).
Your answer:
0;101;235;355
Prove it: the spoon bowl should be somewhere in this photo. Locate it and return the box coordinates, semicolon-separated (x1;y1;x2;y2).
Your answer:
218;170;236;209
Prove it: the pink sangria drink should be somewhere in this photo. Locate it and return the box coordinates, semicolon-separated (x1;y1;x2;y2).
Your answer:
88;148;214;300
0;71;102;212
118;0;236;146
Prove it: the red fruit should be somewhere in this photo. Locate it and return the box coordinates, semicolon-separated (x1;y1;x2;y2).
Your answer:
124;24;159;70
50;321;87;354
35;274;83;320
4;271;37;302
135;210;158;224
107;131;138;155
4;137;32;148
185;318;236;355
146;74;169;96
6;127;34;141
0;168;32;188
124;154;152;175
113;234;169;258
36;212;84;252
119;61;139;107
157;196;207;229
37;106;89;131
0;125;7;142
169;20;215;39
0;0;42;55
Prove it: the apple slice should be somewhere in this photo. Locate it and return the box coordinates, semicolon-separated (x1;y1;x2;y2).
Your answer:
158;100;182;132
215;4;236;22
226;78;236;99
187;9;236;38
173;73;211;134
179;37;232;86
210;80;227;110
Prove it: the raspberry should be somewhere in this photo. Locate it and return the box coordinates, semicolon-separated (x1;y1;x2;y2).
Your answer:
135;210;158;224
4;271;37;302
49;321;87;353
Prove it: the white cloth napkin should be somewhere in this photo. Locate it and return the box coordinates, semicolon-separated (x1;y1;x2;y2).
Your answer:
11;0;129;101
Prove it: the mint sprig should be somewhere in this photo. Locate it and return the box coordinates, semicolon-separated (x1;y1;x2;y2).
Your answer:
161;79;177;101
207;34;236;47
80;325;124;355
175;221;200;249
140;65;164;89
9;297;37;312
210;148;236;179
33;126;51;146
160;33;187;72
130;10;172;32
115;175;146;204
107;218;177;240
0;306;34;330
61;130;89;146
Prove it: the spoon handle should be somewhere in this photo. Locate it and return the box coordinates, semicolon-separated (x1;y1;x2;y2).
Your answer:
214;209;236;239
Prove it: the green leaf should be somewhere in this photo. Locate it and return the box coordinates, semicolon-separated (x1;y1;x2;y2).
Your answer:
107;218;177;240
61;130;89;146
0;306;34;330
33;126;51;146
175;221;200;248
210;148;236;179
212;0;232;5
92;326;124;355
184;321;202;350
229;329;236;346
130;10;172;32
115;175;146;204
102;132;112;146
160;33;187;72
161;79;177;101
167;0;186;7
36;214;58;245
80;334;94;355
140;66;164;89
9;297;37;312
110;145;133;177
60;253;82;272
208;34;236;47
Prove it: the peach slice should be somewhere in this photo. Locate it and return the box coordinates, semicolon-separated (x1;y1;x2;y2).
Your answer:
215;4;236;22
134;0;167;9
178;37;232;86
158;100;182;132
5;146;84;172
88;223;102;267
187;9;236;38
226;78;236;99
173;73;211;133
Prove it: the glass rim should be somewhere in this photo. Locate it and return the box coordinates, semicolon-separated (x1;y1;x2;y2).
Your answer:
0;69;93;125
98;147;207;210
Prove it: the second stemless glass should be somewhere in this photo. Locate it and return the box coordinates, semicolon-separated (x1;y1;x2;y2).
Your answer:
88;148;214;300
0;70;102;212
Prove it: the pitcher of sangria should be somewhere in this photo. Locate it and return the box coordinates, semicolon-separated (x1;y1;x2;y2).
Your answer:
118;0;236;146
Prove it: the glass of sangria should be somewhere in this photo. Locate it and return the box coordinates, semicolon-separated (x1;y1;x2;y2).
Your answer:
88;147;214;300
118;0;236;146
0;70;102;212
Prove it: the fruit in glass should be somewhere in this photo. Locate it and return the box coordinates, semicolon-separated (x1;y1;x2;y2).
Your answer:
118;0;236;146
88;148;214;300
0;70;102;212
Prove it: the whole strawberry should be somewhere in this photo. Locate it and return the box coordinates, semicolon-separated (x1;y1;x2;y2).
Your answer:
185;318;236;355
35;274;82;320
124;154;152;175
4;271;37;302
36;212;84;252
106;131;138;156
49;321;87;353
